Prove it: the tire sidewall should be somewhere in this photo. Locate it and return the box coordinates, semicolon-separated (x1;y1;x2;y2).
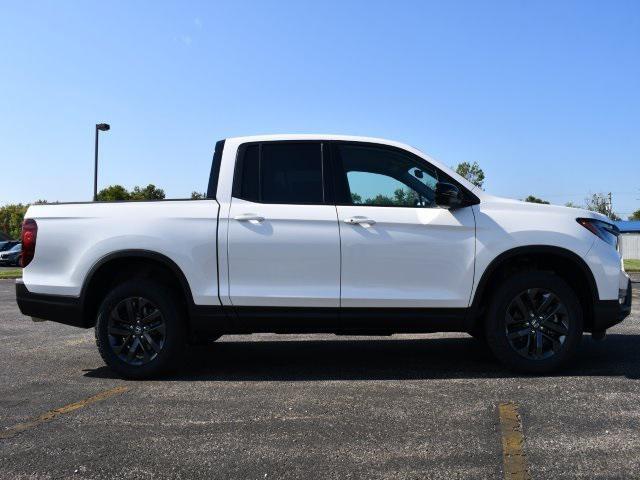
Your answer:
95;280;186;379
484;271;583;373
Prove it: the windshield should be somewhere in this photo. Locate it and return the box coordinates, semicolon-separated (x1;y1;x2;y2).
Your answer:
9;244;21;252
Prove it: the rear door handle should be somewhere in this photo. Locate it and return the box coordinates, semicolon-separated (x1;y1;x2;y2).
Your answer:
234;213;265;222
344;216;376;226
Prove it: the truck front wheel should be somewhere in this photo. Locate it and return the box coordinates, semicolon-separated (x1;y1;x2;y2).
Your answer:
95;280;186;379
484;271;583;373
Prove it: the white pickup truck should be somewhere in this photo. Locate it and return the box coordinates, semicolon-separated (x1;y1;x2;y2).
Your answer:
16;135;632;378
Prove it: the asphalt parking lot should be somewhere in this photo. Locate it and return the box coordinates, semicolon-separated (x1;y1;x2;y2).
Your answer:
1;278;639;479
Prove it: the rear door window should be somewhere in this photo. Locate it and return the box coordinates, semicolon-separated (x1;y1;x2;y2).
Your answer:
235;142;325;204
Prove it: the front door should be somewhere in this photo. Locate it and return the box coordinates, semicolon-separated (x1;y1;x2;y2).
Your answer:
332;142;476;309
227;141;340;308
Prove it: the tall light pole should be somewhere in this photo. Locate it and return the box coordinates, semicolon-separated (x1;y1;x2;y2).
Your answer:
94;123;111;201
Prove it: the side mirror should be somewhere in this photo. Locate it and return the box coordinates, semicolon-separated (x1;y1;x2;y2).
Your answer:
435;182;463;209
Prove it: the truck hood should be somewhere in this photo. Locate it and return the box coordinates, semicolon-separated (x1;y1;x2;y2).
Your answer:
477;193;611;222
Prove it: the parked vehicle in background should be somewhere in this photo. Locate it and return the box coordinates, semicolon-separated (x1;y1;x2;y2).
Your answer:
0;240;20;252
15;135;632;378
0;242;21;266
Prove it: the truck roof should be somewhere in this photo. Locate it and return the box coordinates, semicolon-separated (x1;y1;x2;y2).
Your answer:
226;134;418;151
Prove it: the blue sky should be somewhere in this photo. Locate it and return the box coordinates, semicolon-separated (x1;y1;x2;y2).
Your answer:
1;1;638;217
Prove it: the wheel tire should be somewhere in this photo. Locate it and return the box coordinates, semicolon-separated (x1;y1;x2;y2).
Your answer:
469;330;487;346
484;271;583;374
95;279;187;379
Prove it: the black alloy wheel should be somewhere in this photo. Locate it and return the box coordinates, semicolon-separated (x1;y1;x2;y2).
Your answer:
485;271;583;373
504;288;569;360
107;296;166;366
95;279;186;379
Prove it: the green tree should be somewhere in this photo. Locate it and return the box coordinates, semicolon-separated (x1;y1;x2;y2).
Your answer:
367;194;396;206
629;209;640;221
584;193;621;221
392;188;421;206
0;204;29;239
523;195;550;204
356;188;421;207
455;161;485;189
190;191;206;199
565;201;580;208
96;184;166;201
130;184;165;200
96;185;130;201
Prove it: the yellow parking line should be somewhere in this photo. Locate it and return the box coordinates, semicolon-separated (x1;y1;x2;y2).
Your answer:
0;386;128;440
498;402;531;480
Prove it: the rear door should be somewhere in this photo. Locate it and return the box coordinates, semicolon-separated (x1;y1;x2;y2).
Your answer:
332;142;476;309
227;141;340;308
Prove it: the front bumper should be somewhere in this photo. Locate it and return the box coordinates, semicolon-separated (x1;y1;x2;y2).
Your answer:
591;279;632;332
15;280;87;328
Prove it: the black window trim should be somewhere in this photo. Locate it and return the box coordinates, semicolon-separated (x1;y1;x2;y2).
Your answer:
232;140;333;206
206;139;226;200
327;140;480;208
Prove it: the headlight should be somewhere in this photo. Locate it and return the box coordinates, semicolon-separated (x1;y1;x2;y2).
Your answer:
576;218;620;248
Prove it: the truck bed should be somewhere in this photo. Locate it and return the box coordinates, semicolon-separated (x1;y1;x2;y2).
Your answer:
22;200;221;305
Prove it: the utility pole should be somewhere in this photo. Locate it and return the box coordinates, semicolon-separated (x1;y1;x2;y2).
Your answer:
608;192;613;219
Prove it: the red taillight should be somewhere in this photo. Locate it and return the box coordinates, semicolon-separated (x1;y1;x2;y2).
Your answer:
20;219;37;267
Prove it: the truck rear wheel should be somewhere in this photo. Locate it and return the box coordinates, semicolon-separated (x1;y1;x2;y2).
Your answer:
95;279;186;379
484;271;583;373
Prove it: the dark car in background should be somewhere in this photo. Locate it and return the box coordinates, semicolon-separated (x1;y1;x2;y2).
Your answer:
0;240;20;252
0;243;21;266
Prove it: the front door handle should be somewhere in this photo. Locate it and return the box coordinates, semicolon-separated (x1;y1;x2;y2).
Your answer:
344;216;376;226
234;213;265;222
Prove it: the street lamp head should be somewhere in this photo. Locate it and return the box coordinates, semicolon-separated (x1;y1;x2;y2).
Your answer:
96;123;110;131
